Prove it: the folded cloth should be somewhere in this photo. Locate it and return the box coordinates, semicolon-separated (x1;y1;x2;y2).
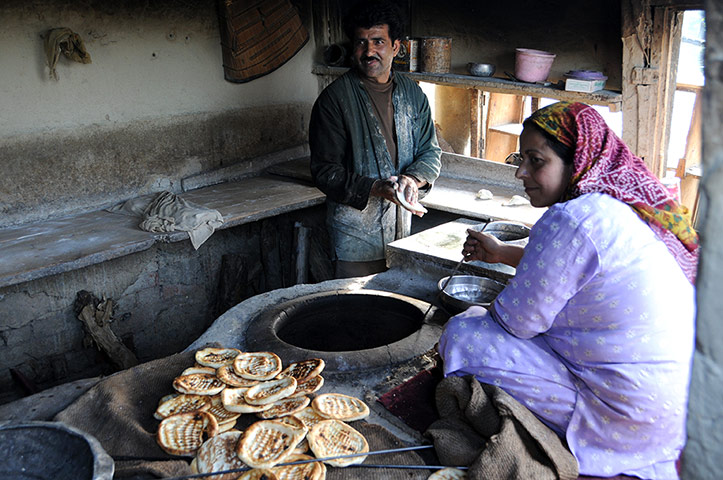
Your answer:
44;27;92;80
109;191;224;249
425;375;579;480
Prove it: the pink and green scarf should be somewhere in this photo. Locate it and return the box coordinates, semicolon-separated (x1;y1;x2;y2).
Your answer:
527;101;699;283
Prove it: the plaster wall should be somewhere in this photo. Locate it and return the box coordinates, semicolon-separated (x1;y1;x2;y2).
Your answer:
0;207;327;405
0;0;317;226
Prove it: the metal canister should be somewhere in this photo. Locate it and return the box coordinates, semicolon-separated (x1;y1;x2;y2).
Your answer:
419;36;451;73
394;37;418;72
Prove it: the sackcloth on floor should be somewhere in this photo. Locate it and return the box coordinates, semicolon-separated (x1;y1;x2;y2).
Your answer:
53;349;435;479
425;375;579;480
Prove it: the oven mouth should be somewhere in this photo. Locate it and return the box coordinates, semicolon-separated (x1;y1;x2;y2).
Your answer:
245;290;443;372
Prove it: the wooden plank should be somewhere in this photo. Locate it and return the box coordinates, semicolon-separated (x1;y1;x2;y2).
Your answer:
485;92;524;163
312;65;623;109
469;89;481;158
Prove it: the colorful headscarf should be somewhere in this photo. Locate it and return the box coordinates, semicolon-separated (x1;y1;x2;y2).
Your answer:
527;101;699;283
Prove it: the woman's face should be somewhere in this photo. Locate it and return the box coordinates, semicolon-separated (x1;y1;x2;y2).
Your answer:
515;127;574;207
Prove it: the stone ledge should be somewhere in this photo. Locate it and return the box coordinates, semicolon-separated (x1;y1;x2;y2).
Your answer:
0;174;325;289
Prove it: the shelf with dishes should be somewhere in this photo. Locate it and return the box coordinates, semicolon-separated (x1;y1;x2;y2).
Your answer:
312;65;623;112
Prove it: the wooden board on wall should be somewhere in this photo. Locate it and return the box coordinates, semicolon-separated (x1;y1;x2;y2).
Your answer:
484;92;524;163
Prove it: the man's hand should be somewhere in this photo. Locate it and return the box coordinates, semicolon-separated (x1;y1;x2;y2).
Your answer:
370;175;427;216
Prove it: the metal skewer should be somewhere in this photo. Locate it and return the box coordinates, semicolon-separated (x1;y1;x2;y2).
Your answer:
164;444;437;480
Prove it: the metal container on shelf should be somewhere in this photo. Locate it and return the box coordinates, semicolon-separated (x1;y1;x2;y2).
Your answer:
393;36;418;72
419;36;452;73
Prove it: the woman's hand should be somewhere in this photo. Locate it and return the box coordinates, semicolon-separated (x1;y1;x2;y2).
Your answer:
462;228;507;263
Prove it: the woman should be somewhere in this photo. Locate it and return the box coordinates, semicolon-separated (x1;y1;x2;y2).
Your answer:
438;102;698;479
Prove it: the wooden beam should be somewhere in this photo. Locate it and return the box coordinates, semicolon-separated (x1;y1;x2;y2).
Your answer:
469;89;481;158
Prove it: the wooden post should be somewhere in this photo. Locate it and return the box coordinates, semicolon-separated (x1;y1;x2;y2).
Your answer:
469;89;481;158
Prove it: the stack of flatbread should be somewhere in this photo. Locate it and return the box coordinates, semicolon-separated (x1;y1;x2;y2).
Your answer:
154;347;372;479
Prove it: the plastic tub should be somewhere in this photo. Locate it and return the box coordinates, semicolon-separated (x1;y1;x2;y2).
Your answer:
514;48;556;83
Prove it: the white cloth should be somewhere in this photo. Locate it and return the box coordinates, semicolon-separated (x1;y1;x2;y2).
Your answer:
109;191;224;249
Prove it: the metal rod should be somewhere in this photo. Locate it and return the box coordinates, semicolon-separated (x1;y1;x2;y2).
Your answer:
349;464;468;470
164;444;436;480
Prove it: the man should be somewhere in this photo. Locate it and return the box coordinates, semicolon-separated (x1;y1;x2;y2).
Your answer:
309;0;442;278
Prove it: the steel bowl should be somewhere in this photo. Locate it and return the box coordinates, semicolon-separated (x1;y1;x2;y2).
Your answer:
467;62;496;77
0;421;114;480
477;220;531;246
438;275;505;313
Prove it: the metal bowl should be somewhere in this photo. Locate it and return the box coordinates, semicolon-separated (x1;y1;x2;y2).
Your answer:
470;220;530;247
438;275;505;313
0;421;114;480
467;62;496;77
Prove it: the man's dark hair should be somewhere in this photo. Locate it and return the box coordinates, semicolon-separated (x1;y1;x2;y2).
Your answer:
343;0;406;42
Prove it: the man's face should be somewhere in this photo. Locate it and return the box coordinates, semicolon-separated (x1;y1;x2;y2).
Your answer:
351;24;400;83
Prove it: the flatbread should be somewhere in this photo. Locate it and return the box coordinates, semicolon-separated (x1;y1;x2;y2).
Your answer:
278;359;325;381
271;453;324;480
233;351;283;381
311;393;370;421
244;376;297;406
173;373;226;396
289;375;324;398
222;387;274;413
428;467;468;479
154;393;211;420
193;430;248;480
217;364;261;388
236;419;305;469
207;394;242;424
236;469;279;480
256;396;310;420
307;419;368;467
293;407;327;430
195;347;241;368
156;411;219;456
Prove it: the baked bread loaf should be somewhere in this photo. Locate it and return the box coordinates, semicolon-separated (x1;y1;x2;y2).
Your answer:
217;364;261;388
244;376;297;406
256;396;310;420
173;373;226;396
428;467;468;479
157;410;219;456
289;375;324;398
293;406;327;430
271;453;324;480
279;358;325;381
222;387;274;413
195;347;241;368
193;430;247;480
236;468;279;480
233;351;283;381
182;366;217;376
311;393;370;421
207;394;242;425
236;419;305;469
307;419;369;467
154;393;211;420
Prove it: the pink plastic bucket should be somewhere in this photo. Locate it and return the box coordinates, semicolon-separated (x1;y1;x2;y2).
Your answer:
514;48;556;83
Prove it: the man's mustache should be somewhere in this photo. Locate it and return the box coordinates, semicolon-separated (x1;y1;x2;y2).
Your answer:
362;55;381;62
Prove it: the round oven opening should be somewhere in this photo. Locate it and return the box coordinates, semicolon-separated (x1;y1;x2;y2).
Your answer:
275;294;423;351
245;290;443;372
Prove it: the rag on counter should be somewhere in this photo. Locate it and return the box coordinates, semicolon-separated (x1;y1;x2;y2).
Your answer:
425;375;579;480
109;191;224;249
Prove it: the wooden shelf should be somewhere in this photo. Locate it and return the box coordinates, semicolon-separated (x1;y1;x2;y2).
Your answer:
488;123;524;136
312;65;623;111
